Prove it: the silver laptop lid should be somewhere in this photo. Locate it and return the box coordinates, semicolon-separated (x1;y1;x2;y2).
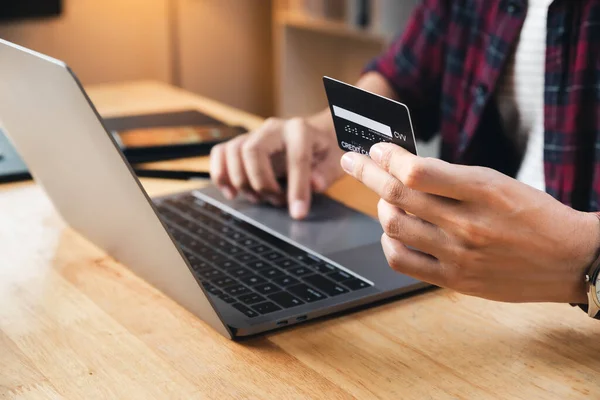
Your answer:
0;39;232;339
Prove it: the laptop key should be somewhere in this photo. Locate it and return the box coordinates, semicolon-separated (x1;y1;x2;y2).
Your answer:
225;232;245;243
254;283;280;295
263;251;285;262
235;252;259;263
272;275;299;287
313;262;338;274
219;294;236;304
268;292;305;308
216;239;230;249
156;203;169;211
294;254;321;266
192;210;210;225
289;284;325;303
164;212;185;223
212;276;235;288
205;219;221;230
181;219;198;230
183;251;200;263
189;259;212;271
223;245;243;255
197;268;225;280
274;259;299;269
240;238;258;247
343;278;372;291
239;293;266;305
258;268;285;279
252;301;282;315
231;231;246;241
289;266;312;277
186;212;205;223
203;284;222;296
167;196;188;206
232;303;259;318
204;253;228;264
231;219;305;256
170;228;185;239
191;225;208;237
218;213;233;223
304;275;349;296
328;270;353;282
191;243;212;255
249;244;271;254
230;267;253;278
199;200;220;214
246;260;270;271
183;252;197;263
219;260;239;270
173;230;192;243
224;285;251;296
240;274;267;286
202;233;219;245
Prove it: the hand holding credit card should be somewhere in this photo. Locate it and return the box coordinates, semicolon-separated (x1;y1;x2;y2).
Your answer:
323;77;418;156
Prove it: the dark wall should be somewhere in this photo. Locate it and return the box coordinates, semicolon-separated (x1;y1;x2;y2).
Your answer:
0;1;62;21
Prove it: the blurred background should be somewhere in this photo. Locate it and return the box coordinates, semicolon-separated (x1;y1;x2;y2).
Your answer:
0;0;420;119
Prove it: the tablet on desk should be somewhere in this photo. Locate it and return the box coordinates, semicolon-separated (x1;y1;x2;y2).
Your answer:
104;110;246;163
114;124;241;149
0;128;30;183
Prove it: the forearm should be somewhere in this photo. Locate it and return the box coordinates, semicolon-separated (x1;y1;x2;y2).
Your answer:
306;72;399;136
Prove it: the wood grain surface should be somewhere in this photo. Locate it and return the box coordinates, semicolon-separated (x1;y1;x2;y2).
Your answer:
1;81;599;400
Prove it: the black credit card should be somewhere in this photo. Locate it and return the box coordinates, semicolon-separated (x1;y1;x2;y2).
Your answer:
323;76;418;156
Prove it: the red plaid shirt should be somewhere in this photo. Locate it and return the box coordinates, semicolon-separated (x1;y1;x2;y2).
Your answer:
365;0;600;212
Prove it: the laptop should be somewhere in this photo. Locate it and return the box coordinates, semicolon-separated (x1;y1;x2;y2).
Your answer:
0;128;30;183
0;39;428;339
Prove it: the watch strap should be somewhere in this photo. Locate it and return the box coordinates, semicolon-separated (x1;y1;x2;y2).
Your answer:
571;303;600;319
570;213;600;319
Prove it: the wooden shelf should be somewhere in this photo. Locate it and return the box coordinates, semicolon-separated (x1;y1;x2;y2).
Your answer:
276;11;386;44
272;2;389;117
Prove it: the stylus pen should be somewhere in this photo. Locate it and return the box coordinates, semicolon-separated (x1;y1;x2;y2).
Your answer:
133;168;210;181
134;168;290;189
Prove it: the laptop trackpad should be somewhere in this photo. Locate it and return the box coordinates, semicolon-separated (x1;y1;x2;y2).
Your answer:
198;186;383;256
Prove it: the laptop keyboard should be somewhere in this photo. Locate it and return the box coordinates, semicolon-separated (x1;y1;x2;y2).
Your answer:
154;193;373;319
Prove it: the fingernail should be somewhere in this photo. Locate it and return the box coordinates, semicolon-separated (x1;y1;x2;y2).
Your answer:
370;145;383;163
340;153;355;173
290;200;308;220
221;186;235;200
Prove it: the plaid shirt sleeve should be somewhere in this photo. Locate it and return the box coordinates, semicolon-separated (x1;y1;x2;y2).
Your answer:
364;0;449;142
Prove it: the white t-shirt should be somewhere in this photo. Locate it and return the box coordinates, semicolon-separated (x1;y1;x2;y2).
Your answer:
496;0;553;192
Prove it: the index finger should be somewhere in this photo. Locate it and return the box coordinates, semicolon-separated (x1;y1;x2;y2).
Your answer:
340;152;455;227
284;118;313;220
370;143;487;201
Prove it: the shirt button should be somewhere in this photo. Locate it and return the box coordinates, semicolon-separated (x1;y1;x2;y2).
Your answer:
552;26;565;44
475;84;488;104
506;0;522;15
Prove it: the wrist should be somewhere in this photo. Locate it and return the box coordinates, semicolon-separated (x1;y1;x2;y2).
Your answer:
569;212;600;304
306;109;335;139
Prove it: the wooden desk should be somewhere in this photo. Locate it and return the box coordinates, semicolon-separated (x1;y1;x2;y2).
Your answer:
2;81;599;400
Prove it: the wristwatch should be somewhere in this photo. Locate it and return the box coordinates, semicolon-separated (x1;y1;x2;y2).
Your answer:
573;252;600;319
